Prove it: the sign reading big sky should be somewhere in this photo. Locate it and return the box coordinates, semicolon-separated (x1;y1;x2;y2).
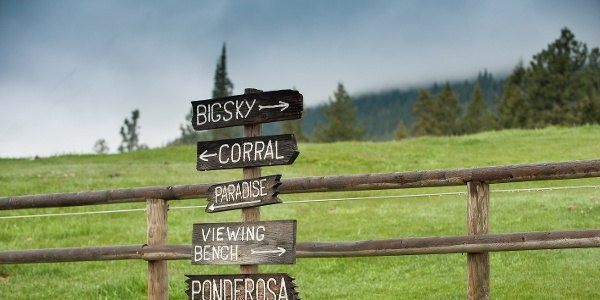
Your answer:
191;89;303;130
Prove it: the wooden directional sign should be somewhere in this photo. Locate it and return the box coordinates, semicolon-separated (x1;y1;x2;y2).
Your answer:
186;273;299;300
192;220;296;265
191;89;303;130
206;175;282;213
197;134;299;171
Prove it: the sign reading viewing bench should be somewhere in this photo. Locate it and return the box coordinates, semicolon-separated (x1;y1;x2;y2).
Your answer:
192;220;297;265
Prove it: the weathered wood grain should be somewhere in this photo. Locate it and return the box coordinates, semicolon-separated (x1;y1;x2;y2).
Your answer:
191;220;297;265
146;199;169;300
1;230;598;263
191;89;303;130
205;175;282;213
240;88;264;275
2;160;599;210
466;182;490;300
196;134;299;171
185;273;299;300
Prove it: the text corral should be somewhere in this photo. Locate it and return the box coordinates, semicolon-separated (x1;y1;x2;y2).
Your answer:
196;134;299;171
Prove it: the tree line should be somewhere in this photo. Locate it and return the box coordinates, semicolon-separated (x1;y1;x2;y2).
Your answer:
409;28;599;138
95;27;599;153
302;27;599;142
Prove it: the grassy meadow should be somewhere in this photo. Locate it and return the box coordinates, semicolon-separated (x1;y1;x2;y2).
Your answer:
1;125;599;299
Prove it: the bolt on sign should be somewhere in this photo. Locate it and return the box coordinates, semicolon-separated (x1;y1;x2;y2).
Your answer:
206;175;282;213
191;89;303;130
185;273;299;300
196;134;299;171
192;220;297;265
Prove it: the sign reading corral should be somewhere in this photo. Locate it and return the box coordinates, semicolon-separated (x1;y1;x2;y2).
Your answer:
191;89;303;130
196;134;299;171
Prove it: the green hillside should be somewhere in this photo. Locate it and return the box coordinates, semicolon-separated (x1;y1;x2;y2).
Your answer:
1;126;599;299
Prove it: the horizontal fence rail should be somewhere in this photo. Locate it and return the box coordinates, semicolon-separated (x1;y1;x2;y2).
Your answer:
1;230;598;264
2;159;600;210
2;159;599;300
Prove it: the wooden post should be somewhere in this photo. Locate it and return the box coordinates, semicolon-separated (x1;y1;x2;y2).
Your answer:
241;88;262;274
467;181;490;300
147;199;169;300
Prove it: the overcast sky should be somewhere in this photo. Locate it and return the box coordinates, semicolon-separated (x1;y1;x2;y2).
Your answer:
1;0;599;158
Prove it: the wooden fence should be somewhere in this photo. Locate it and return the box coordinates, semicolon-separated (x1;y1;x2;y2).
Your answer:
1;159;600;299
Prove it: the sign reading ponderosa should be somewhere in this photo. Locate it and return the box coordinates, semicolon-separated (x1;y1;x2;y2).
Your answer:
186;273;299;300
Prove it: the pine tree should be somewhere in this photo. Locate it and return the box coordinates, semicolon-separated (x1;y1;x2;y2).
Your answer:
581;47;600;124
459;83;495;134
93;139;109;154
118;109;146;152
211;43;238;140
436;82;461;135
412;89;442;137
394;121;408;140
527;28;590;126
172;110;211;145
313;83;364;142
174;44;236;144
496;61;532;129
280;119;308;142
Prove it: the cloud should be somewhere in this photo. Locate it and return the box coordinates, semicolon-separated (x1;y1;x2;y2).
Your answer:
1;0;599;157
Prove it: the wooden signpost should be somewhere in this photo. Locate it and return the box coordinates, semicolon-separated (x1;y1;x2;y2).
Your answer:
196;134;299;171
187;88;303;299
192;220;297;265
185;273;299;300
206;175;282;213
191;89;303;130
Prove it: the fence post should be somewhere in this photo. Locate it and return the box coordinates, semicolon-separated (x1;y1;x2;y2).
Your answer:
467;181;490;300
240;87;262;275
147;198;169;300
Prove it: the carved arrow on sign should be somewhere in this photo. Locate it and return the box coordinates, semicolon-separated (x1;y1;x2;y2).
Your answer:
207;200;260;212
198;150;218;162
251;247;286;256
258;101;290;111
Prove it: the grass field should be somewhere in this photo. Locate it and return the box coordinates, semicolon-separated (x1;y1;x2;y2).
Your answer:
1;125;599;299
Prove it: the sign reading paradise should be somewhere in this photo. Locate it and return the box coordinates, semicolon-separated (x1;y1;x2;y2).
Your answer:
186;273;299;300
196;134;299;171
206;175;282;213
191;89;303;130
192;220;296;265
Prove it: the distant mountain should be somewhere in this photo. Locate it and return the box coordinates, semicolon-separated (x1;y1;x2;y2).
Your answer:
266;70;507;140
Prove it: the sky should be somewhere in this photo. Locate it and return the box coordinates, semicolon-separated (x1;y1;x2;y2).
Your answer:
1;0;599;158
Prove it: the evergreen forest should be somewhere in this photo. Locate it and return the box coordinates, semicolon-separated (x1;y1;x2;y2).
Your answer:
275;28;599;141
294;70;504;141
173;27;599;145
